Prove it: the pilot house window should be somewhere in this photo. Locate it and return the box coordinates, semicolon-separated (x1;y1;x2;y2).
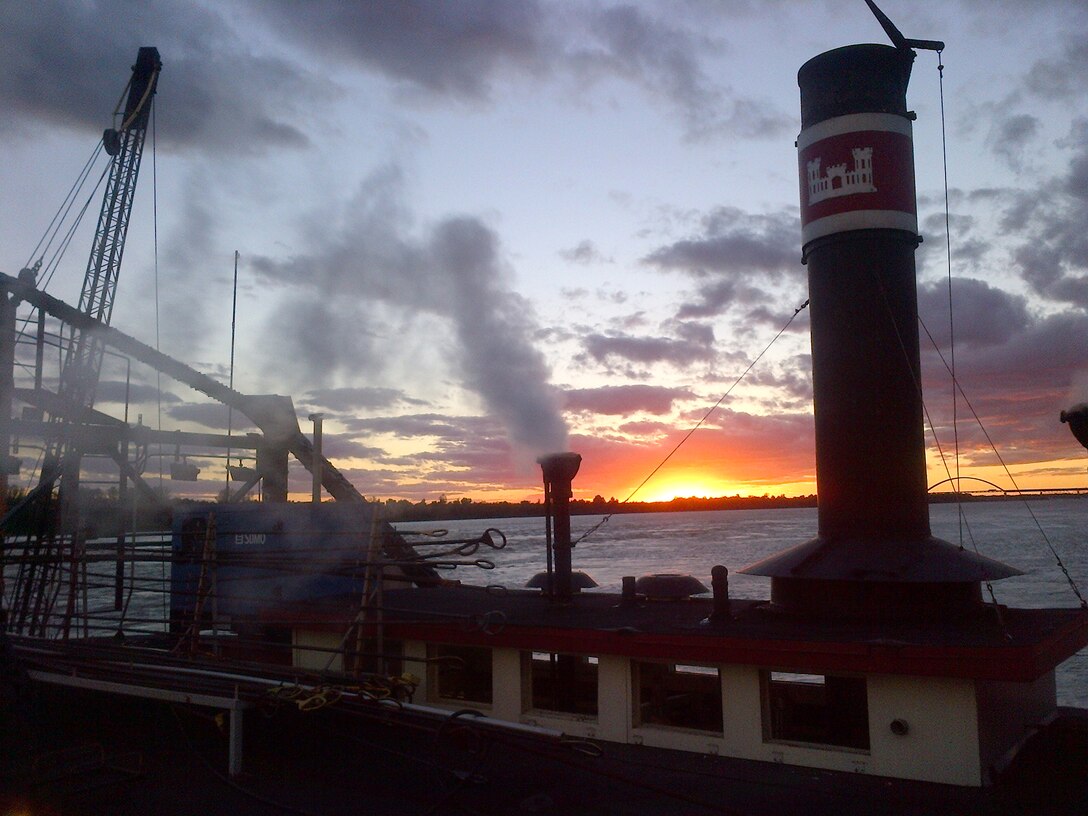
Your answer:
763;672;869;750
525;652;598;717
634;662;722;733
429;644;492;705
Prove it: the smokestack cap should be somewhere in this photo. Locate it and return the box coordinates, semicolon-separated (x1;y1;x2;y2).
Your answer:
537;452;582;484
799;43;914;128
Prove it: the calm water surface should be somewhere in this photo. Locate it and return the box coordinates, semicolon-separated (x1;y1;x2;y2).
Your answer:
399;497;1088;706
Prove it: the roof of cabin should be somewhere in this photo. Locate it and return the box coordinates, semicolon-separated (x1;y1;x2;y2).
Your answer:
283;586;1088;682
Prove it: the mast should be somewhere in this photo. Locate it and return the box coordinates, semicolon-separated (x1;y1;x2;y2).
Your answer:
49;46;162;533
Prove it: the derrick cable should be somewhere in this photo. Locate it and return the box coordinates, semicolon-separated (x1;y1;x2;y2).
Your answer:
21;141;104;278
863;234;1007;615
151;99;168;623
917;318;1000;617
573;298;810;546
937;50;970;560
15;158;110;338
926;50;1003;617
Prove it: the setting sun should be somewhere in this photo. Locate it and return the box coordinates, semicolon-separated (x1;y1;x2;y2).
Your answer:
630;475;742;504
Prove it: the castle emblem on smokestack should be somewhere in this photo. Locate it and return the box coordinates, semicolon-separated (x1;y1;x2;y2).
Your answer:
807;147;876;204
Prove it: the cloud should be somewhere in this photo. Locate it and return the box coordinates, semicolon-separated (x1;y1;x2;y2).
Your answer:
582;327;715;368
336;412;546;496
917;277;1030;348
564;384;694;415
576;5;790;141
567;407;817;497
251;0;788;142
1001;122;1088;308
1024;37;1088;103
254;0;547;101
250;175;568;455
919;307;1088;465
642;207;800;319
302;387;427;413
317;433;386;462
95;379;182;406
167;401;251;431
988;113;1040;172
559;240;609;265
0;0;326;153
644;207;798;277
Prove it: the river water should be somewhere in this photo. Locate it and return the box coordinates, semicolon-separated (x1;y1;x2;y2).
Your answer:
398;497;1088;707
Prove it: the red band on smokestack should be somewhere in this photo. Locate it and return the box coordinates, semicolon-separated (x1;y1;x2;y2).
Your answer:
798;113;917;244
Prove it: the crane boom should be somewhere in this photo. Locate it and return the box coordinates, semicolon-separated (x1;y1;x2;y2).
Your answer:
65;46;161;417
7;49;160;636
45;48;160;522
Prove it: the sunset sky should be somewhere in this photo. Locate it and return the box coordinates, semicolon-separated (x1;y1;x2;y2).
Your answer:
2;1;1086;504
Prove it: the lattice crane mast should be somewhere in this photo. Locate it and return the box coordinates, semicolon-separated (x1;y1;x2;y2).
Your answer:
45;47;161;522
7;48;160;637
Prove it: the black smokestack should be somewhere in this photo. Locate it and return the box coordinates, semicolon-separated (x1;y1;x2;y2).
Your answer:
539;452;581;601
742;44;1017;620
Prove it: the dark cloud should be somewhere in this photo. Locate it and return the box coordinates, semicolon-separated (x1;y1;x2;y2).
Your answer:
0;1;326;153
250;166;568;455
559;240;609;265
746;360;812;404
302;387;427;413
920;309;1088;466
318;433;386;462
577;5;789;141
917;277;1030;348
617;419;672;437
643;207;800;319
252;0;787;142
95;379;182;406
564;384;694;415
582;327;715;368
129;170;222;357
335;413;539;497
644;208;798;277
1025;38;1088;102
676;280;737;319
1001;124;1088;308
679;281;779;320
344;413;471;441
254;0;547;101
988;113;1040;172
167;401;255;432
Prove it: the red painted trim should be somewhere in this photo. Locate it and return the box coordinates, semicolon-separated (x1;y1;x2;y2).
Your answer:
375;614;1088;683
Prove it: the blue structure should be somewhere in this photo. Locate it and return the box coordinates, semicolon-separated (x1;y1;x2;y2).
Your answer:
170;502;381;631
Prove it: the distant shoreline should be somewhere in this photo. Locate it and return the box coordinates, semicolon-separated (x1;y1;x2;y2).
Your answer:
383;490;1086;523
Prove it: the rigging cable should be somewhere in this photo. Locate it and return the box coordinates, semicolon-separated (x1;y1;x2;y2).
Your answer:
933;51;1001;614
151;98;168;623
573;298;809;545
225;250;239;496
22;142;104;279
924;52;1085;611
919;323;1087;610
937;50;969;558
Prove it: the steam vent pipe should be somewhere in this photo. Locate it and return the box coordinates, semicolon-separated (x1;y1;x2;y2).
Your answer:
539;452;581;600
742;44;1018;620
